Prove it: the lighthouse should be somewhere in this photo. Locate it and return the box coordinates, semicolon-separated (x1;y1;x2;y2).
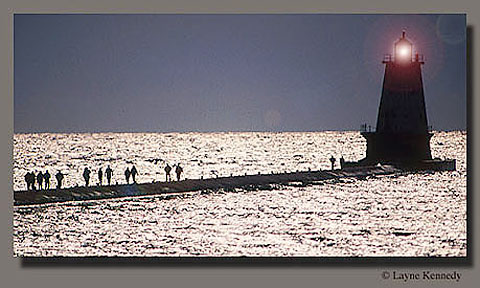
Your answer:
362;31;432;163
345;31;455;171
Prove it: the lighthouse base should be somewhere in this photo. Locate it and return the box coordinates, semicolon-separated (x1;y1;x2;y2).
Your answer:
340;131;455;172
361;131;433;163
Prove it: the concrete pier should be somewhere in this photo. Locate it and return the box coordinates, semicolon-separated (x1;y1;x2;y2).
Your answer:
14;165;403;206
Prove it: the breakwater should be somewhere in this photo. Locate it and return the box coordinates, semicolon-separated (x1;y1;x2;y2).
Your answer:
14;165;405;206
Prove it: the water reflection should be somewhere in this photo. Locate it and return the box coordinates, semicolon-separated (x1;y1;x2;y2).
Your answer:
13;131;466;256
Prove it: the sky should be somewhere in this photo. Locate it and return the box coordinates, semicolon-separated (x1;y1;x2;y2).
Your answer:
14;14;466;133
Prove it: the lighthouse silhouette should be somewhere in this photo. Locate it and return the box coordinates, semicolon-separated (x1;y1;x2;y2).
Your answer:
361;31;433;164
341;30;455;170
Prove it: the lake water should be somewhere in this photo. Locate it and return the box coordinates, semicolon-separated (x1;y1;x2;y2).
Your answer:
13;131;466;257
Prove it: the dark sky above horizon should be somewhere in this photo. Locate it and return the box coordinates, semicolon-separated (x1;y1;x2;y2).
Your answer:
14;14;466;133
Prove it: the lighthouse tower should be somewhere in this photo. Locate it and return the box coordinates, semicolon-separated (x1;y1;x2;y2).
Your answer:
362;31;432;164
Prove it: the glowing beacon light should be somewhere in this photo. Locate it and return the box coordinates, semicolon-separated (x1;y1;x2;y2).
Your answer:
394;31;412;63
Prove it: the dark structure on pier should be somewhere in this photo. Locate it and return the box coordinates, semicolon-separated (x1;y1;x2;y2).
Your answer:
347;31;455;170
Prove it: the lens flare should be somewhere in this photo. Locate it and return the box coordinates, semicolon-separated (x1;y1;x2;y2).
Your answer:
398;45;410;58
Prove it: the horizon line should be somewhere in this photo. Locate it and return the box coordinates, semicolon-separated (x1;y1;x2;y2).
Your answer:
13;129;467;135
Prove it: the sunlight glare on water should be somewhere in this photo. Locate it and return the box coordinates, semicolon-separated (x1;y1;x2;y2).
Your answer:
13;131;466;257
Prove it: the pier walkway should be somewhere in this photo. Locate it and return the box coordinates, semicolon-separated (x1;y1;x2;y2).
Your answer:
14;165;403;206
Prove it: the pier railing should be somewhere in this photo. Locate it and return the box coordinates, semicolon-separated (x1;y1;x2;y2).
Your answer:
382;54;425;64
360;124;375;132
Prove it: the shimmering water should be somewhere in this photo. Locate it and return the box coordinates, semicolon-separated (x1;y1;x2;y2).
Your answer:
13;131;466;257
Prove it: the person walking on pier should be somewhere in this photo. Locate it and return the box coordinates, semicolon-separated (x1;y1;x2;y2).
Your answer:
340;156;345;170
164;163;172;182
175;163;183;181
83;167;91;187
98;168;103;186
31;171;36;190
44;170;51;189
105;165;113;186
329;155;336;170
24;172;31;190
131;165;138;183
36;171;44;190
125;167;131;184
55;170;64;189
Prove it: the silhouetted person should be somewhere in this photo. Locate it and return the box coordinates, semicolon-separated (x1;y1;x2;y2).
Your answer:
125;167;131;184
24;172;29;190
83;167;91;187
36;171;44;190
131;165;138;183
55;171;64;189
175;164;183;181
340;156;345;169
105;165;113;185
44;170;50;189
164;163;172;182
329;155;336;170
24;172;31;190
31;171;36;190
98;168;103;186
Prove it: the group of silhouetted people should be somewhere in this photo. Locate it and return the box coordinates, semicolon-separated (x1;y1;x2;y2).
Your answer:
25;164;124;190
83;164;116;187
164;163;183;182
329;155;346;170
23;155;351;191
23;155;352;191
24;170;65;190
25;162;184;191
124;165;138;184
